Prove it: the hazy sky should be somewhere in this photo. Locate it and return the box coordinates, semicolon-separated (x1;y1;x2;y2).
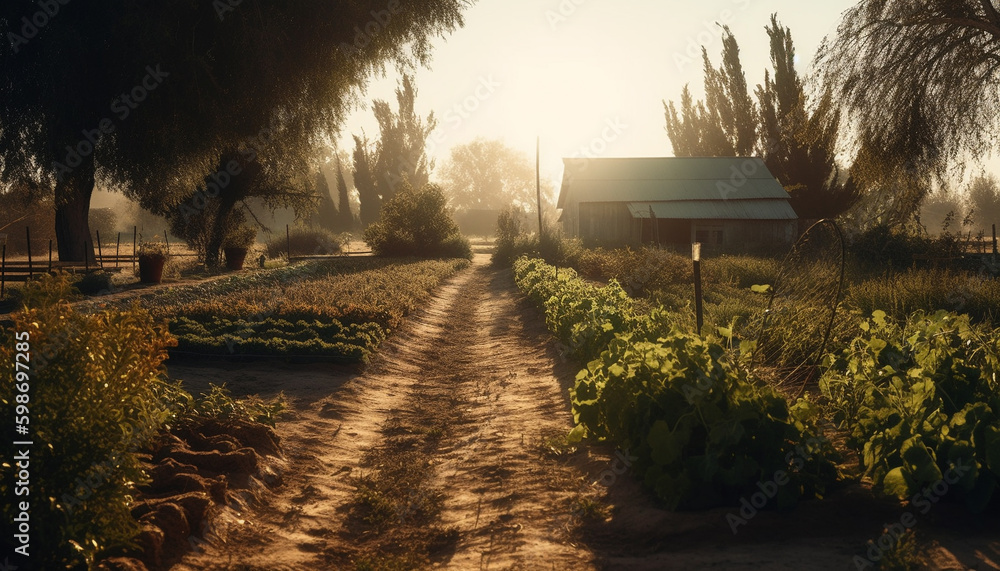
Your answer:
338;0;858;194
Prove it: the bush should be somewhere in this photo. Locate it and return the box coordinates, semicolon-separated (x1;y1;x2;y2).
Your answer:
363;182;471;259
491;205;526;266
821;310;1000;512
73;270;115;295
0;273;179;567
267;226;343;258
848;224;961;271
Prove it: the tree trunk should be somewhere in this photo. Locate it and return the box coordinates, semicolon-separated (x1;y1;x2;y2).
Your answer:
54;154;96;262
204;191;239;269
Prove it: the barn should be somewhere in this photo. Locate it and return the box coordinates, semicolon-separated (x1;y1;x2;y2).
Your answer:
557;157;798;250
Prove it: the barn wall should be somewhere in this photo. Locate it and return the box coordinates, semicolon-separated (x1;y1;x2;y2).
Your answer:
579;202;633;245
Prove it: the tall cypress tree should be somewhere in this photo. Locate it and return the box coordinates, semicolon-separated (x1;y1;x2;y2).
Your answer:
335;156;355;232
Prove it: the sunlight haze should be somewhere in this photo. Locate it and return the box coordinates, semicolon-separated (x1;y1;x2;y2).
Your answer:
338;0;856;196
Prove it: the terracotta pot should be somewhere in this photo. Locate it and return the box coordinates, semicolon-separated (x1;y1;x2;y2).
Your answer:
138;254;166;284
224;247;248;271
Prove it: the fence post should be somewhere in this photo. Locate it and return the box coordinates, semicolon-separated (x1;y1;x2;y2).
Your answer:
286;224;291;260
116;232;121;268
133;226;137;270
25;226;32;279
48;239;53;272
164;230;170;254
1;244;5;298
993;223;997;256
96;230;104;270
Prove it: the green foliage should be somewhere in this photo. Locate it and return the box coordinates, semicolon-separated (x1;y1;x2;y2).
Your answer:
848;224;961;271
821;310;1000;511
513;256;837;510
848;268;1000;325
491;205;526;266
185;383;287;427
574;334;835;510
266;225;343;258
170;315;385;362
0;273;179;567
73;271;115;295
363;182;471;259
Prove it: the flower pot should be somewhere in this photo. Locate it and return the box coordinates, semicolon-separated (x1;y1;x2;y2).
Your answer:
137;254;166;284
224;247;248;271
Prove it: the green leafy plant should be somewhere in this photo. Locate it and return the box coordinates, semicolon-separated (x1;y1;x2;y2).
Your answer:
821;310;1000;512
513;256;837;510
0;273;179;567
572;332;836;510
137;236;170;259
363;182;471;259
223;224;257;249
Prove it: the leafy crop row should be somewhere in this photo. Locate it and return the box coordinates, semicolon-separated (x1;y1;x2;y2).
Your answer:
513;257;837;510
99;257;468;360
821;310;1000;512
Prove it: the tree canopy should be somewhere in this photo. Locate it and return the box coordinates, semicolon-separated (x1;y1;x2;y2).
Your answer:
664;16;856;220
439;138;551;212
0;1;470;260
817;0;1000;178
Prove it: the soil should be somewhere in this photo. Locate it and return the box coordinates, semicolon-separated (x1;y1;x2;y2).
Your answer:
162;254;1000;570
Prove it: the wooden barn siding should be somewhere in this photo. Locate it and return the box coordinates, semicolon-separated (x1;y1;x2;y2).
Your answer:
577;202;797;249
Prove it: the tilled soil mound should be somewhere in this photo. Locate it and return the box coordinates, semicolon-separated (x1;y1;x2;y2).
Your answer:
97;417;283;571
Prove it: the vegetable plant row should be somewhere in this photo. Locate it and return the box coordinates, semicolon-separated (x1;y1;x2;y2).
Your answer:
101;257;469;361
513;257;837;510
515;256;1000;513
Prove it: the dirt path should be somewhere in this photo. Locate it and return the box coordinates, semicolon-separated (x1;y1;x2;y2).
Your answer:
168;255;1000;571
172;255;596;570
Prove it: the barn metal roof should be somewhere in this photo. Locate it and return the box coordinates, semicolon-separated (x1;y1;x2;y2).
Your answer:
558;157;793;214
628;200;798;220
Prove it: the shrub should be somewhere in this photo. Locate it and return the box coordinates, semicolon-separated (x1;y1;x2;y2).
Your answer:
821;310;1000;512
491;205;526;266
363;182;471;259
0;273;179;567
73;270;115;295
266;226;343;258
848;224;961;271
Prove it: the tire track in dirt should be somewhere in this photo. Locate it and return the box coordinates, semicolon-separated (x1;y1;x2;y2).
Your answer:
173;255;596;570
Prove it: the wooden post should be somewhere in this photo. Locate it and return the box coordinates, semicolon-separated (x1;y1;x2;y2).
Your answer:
286;224;291;260
116;232;121;268
1;244;6;298
692;242;703;335
133;225;137;270
164;230;170;254
96;230;104;270
85;241;90;274
25;226;32;279
48;239;53;272
535;136;543;242
993;223;997;255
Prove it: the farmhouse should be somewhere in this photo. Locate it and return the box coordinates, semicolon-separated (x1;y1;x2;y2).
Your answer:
557;157;798;250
